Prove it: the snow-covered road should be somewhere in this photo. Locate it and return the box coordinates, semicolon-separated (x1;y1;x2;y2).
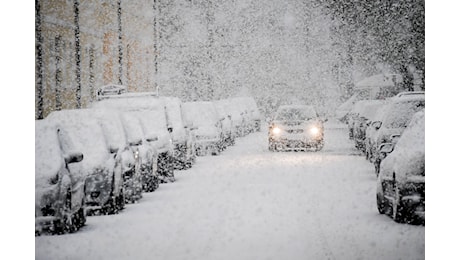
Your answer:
35;121;424;260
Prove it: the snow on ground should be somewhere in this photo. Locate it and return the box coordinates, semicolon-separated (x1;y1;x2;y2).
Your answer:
35;120;424;260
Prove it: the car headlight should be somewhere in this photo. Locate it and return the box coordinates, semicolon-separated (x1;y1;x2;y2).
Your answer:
309;126;319;135
272;127;281;135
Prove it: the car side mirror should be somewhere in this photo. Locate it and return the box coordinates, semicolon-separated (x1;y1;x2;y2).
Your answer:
129;139;142;146
65;151;84;164
372;121;382;130
147;136;159;142
390;134;401;144
109;146;119;154
379;143;394;154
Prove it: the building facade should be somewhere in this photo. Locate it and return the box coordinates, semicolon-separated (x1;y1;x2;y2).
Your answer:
35;0;157;119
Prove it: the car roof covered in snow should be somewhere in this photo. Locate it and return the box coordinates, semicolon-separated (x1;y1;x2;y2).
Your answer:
46;109;112;174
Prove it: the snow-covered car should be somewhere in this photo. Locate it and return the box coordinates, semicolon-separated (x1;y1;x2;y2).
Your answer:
161;96;197;169
92;94;175;183
376;110;425;224
237;97;262;133
349;100;387;152
268;105;325;151
182;101;224;156
92;108;157;194
96;84;127;100
369;93;425;174
35;120;86;235
46;109;127;214
214;99;236;148
118;112;158;194
219;98;246;138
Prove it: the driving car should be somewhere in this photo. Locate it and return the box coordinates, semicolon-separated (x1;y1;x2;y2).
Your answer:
376;110;424;224
35;120;86;235
182;101;224;156
46;109;127;214
369;93;425;174
268;105;325;151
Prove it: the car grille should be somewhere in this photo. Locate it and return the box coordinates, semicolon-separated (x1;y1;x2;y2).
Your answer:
286;129;304;134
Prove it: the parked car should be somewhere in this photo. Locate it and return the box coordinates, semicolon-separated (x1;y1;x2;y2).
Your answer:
118;111;159;193
214;99;236;148
268;105;325;151
369;93;425;174
237;96;262;133
182;101;224;156
96;84;127;100
161;96;197;169
376;110;425;224
46;109;127;214
349;100;387;152
92;94;175;183
220;98;246;138
364;106;388;161
35;120;86;235
92;108;157;194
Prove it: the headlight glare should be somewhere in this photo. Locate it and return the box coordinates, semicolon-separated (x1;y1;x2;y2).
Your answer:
309;126;319;135
272;127;281;135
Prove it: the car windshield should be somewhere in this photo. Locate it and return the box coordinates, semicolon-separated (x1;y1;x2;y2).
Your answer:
383;100;425;128
275;107;317;121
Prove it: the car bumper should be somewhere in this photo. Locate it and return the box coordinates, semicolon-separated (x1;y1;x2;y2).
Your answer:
269;134;323;151
195;139;220;155
123;168;143;202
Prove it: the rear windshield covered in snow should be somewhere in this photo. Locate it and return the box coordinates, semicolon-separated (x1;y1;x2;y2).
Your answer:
275;106;317;121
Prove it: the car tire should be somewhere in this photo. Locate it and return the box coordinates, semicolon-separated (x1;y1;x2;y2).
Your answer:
73;202;86;229
268;140;274;152
376;191;386;214
392;186;406;223
117;187;125;211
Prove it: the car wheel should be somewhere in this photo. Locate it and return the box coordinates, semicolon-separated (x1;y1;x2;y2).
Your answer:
315;141;324;151
59;190;77;234
374;160;380;176
376;191;386;214
392;186;406;223
73;202;86;229
117;187;125;211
